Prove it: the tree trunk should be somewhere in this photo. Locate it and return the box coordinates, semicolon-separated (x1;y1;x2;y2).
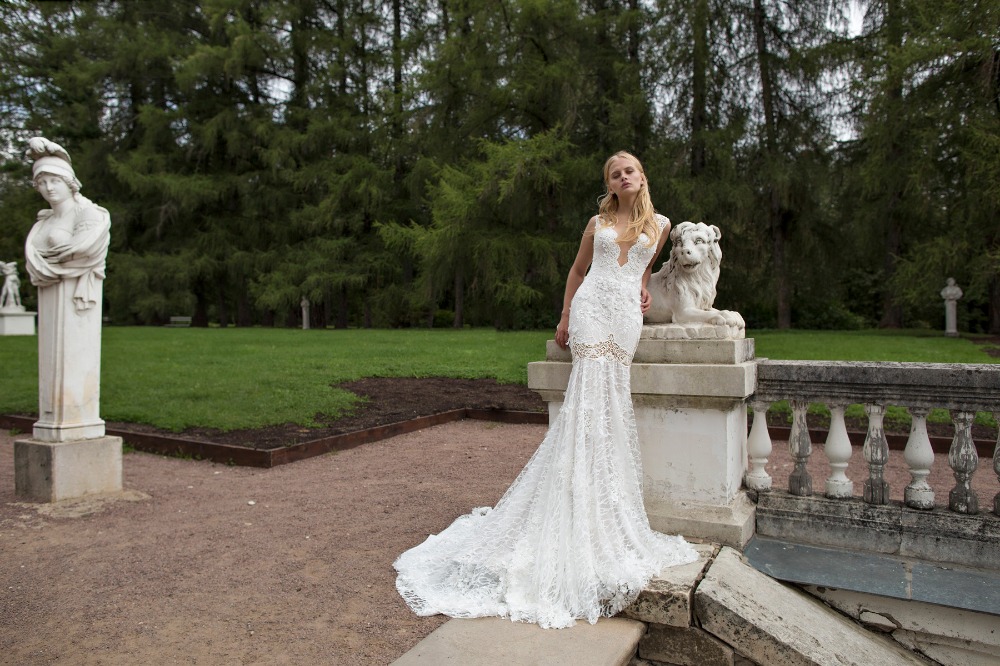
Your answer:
690;0;708;177
752;0;791;329
878;0;905;329
336;285;349;329
453;270;464;328
990;267;1000;334
237;284;252;327
217;287;229;328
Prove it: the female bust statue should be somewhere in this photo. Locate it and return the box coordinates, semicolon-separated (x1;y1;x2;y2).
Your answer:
24;137;110;312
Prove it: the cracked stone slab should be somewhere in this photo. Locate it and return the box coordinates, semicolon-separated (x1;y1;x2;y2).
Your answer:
695;547;932;665
622;542;716;626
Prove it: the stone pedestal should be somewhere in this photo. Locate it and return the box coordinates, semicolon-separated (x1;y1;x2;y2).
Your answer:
14;436;123;502
32;277;105;442
528;336;757;548
0;309;36;335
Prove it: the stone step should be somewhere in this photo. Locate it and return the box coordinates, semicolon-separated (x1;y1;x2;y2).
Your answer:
744;535;1000;616
390;616;646;666
696;547;933;665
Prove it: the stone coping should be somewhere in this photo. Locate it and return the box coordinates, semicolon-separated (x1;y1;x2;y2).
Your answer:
755;359;1000;411
754;491;1000;572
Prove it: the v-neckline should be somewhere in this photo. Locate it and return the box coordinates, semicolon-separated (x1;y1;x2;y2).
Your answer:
608;226;636;267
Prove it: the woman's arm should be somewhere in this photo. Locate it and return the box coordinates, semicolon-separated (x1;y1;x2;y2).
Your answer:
639;218;671;314
555;217;597;349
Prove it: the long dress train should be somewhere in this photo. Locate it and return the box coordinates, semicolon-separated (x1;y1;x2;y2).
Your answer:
394;214;697;629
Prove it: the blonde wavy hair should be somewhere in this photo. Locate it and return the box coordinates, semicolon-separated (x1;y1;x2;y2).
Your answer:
595;151;659;247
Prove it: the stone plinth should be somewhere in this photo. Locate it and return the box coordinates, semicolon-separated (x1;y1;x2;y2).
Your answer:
0;309;36;335
528;336;757;548
14;436;123;502
32;277;105;442
642;322;745;341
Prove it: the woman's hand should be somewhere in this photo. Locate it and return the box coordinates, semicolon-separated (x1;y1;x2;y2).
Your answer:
640;287;651;314
556;314;570;349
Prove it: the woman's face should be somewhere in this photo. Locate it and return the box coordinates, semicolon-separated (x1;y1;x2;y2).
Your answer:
35;174;72;206
606;156;644;201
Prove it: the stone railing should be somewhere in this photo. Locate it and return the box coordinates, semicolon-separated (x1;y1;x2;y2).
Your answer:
746;360;1000;567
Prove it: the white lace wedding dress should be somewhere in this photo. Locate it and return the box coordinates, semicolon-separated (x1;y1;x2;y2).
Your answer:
394;214;697;629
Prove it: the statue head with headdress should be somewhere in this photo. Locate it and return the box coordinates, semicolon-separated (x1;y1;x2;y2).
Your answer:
26;137;82;195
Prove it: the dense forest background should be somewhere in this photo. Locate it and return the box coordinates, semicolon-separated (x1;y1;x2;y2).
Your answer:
0;0;997;331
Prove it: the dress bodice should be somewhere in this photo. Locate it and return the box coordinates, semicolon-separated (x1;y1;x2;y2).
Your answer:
590;225;659;283
568;214;669;364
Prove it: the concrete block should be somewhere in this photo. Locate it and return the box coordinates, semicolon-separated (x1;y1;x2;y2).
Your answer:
695;547;930;665
14;436;122;502
544;338;756;365
637;399;748;508
528;361;756;401
638;624;734;666
630;363;756;400
0;310;36;335
754;492;902;555
899;509;1000;570
623;543;715;626
391;616;646;666
646;495;755;550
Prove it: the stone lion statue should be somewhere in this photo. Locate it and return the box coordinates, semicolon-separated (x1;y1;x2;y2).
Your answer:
643;221;745;334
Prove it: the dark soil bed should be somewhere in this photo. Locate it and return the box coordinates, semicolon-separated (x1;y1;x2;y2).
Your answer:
98;376;997;452
107;377;548;451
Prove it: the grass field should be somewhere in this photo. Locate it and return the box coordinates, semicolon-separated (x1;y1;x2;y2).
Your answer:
1;327;996;432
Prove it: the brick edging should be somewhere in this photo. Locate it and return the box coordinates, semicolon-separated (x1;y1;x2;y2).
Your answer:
0;410;549;468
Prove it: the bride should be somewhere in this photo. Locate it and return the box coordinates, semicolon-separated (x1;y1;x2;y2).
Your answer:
394;151;697;629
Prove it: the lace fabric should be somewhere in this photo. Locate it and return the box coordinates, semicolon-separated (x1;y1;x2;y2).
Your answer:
394;213;697;628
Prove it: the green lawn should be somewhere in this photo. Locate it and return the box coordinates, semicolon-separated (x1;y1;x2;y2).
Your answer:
752;328;998;363
0;327;550;431
1;327;996;432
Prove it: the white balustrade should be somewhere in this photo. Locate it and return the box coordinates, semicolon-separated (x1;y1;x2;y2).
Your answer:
948;410;979;514
862;404;890;505
903;407;935;510
788;399;812;496
824;403;853;499
749;360;1000;520
745;400;773;492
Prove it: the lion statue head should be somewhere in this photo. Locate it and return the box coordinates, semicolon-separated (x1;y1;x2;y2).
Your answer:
644;221;744;332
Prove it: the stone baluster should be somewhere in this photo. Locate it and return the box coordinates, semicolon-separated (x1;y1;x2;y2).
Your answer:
745;400;772;492
824;402;853;498
948;410;979;514
788;399;812;496
862;404;890;504
994;411;1000;517
903;407;935;510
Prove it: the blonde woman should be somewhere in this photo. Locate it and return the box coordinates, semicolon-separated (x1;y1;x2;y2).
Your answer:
394;152;696;629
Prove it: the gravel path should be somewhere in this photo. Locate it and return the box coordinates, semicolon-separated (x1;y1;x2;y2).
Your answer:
0;421;542;666
2;422;996;665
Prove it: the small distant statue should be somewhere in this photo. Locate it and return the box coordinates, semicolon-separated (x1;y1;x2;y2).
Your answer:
1;261;24;311
941;277;963;338
300;296;310;330
24;136;110;312
643;221;745;338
